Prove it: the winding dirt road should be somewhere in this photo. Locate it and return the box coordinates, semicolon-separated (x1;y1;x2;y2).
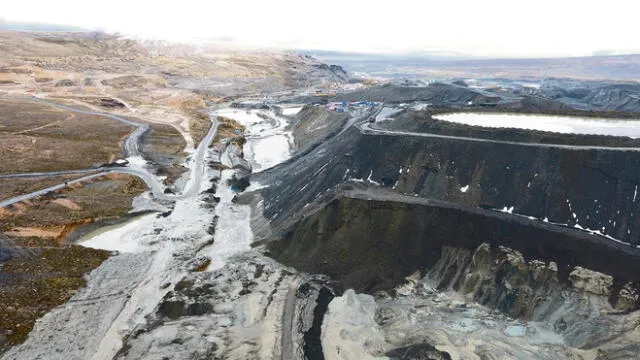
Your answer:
0;98;218;208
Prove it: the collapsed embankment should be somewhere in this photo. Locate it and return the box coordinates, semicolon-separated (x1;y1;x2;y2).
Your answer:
258;121;640;246
267;196;640;355
269;197;640;300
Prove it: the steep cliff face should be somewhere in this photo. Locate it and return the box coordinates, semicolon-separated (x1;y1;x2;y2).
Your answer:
351;134;640;246
581;85;640;112
258;121;640;246
420;243;640;354
269;197;640;297
311;64;349;82
428;244;640;347
268;197;640;357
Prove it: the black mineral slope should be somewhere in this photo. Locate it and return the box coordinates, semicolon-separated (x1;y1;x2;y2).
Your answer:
289;105;349;151
343;83;504;104
538;79;640;113
295;83;506;105
268;196;640;294
268;196;640;356
256;122;640;246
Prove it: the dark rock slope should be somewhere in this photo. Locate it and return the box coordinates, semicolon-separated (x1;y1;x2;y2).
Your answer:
334;83;502;104
293;83;505;106
289;105;349;151
268;196;640;353
538;79;640;113
269;197;640;296
257;121;640;245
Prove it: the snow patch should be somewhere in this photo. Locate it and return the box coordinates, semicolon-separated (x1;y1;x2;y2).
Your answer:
126;156;147;167
375;107;402;122
83;214;157;252
321;290;387;360
281;106;303;116
366;170;381;186
501;206;515;214
251;135;291;171
213;109;292;171
205;170;253;270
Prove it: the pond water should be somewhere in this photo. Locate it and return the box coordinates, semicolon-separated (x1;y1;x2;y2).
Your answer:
433;113;640;138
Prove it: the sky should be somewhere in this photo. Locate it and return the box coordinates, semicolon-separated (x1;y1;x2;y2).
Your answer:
2;0;640;58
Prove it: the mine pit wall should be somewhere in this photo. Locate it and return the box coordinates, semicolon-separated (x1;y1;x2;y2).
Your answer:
269;197;640;291
260;126;640;246
268;197;640;317
351;133;640;246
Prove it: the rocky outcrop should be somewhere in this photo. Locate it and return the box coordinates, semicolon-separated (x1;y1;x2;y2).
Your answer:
312;64;348;82
581;85;640;112
568;266;613;296
538;79;640;113
54;79;75;87
222;142;251;172
424;243;640;350
430;243;639;315
268;196;640;308
386;344;452;360
314;240;640;359
112;253;336;360
374;263;640;359
267;195;640;357
99;97;126;108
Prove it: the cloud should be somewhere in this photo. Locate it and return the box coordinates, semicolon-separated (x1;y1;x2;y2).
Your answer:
2;0;640;58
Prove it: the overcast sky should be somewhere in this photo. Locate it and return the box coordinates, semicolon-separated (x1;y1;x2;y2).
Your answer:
2;0;639;58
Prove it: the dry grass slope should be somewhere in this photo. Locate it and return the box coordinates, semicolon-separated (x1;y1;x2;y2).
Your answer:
0;245;111;349
0;98;132;173
1;174;147;238
0;175;81;202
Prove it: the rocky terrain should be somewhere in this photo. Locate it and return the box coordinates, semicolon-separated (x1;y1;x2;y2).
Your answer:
536;79;640;113
0;29;352;356
313;50;640;82
253;80;640;358
2;29;640;360
269;197;640;293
